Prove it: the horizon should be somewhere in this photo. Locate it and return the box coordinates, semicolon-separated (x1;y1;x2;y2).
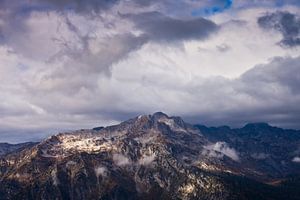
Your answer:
1;0;300;143
2;111;299;144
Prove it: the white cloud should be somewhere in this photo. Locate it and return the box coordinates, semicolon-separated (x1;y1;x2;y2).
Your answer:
251;153;269;160
51;168;59;186
203;142;240;161
95;166;107;177
138;153;156;166
113;154;132;166
0;3;300;143
292;157;300;163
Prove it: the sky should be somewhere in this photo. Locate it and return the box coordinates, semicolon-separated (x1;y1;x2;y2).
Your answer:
0;0;300;143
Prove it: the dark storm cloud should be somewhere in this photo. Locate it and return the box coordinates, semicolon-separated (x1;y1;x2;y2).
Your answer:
183;56;300;129
0;27;3;43
49;55;300;131
130;0;154;7
47;15;148;76
0;2;148;74
0;0;120;14
234;0;300;8
38;0;120;13
53;33;148;76
1;0;300;144
258;11;300;47
123;12;218;42
240;57;300;94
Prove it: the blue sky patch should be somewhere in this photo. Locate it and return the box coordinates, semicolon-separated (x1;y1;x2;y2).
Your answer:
192;0;233;16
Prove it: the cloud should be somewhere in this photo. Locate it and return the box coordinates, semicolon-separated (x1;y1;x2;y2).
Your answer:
138;153;156;166
219;0;300;11
251;153;269;160
126;0;212;17
0;0;120;15
109;54;300;128
203;141;240;161
51;168;59;186
55;32;147;76
192;0;233;16
123;11;218;42
292;157;300;163
240;56;300;94
183;56;300;127
0;1;300;144
95;166;107;177
113;154;131;166
41;0;120;13
258;11;300;47
216;43;230;52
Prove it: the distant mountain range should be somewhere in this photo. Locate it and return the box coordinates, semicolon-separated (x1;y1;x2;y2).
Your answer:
0;112;300;200
0;142;37;157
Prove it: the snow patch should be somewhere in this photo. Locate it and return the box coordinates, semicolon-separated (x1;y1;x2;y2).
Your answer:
43;133;118;158
197;162;219;171
158;117;186;132
41;149;58;158
60;135;112;152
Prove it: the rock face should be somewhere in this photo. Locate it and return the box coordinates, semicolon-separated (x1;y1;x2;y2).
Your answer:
0;112;300;200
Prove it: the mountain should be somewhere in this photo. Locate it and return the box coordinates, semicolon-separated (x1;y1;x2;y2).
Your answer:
0;112;300;200
0;142;37;157
195;123;300;182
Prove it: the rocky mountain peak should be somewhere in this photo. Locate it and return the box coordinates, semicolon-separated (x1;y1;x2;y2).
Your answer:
1;114;300;200
241;122;276;134
151;112;186;127
151;111;169;120
115;112;189;135
242;122;271;129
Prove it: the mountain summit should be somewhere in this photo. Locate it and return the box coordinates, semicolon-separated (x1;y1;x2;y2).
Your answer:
0;113;300;200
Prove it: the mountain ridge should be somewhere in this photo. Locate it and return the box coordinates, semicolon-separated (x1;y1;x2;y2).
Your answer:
0;112;300;200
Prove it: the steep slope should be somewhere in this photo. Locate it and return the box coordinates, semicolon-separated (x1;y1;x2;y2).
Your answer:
0;113;228;200
0;113;299;200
